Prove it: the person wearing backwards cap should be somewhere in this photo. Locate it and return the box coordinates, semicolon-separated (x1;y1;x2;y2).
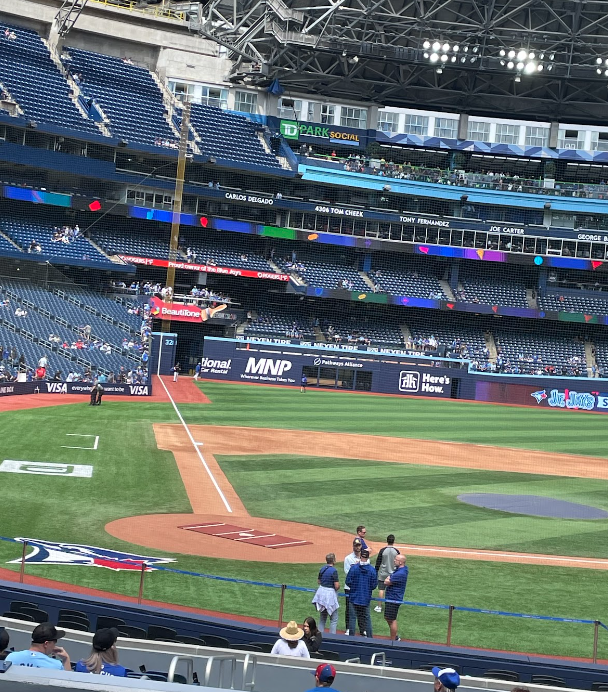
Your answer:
345;548;377;638
74;628;127;676
5;623;71;670
270;621;310;658
432;667;461;692
304;663;341;690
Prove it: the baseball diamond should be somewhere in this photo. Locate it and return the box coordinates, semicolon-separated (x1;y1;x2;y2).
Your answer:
2;379;608;660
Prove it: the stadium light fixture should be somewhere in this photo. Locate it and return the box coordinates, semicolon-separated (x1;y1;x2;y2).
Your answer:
500;47;553;78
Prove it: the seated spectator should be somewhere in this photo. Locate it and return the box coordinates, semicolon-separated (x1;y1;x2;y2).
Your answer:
305;664;340;691
302;616;322;653
433;667;460;692
270;620;310;658
14;307;27;317
74;628;126;677
0;627;9;660
6;623;71;670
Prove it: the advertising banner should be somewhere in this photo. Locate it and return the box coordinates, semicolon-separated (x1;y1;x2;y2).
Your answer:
475;380;608;412
149;296;240;324
118;255;289;282
274;118;369;148
201;338;458;397
0;381;151;397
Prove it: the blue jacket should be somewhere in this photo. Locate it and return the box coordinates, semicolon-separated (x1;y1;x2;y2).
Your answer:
345;561;377;606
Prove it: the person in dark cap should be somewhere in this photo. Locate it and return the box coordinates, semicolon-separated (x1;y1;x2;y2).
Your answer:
5;623;71;670
0;627;10;660
74;628;126;676
433;666;461;692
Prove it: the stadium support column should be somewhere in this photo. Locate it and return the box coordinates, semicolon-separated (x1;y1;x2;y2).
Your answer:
162;101;191;334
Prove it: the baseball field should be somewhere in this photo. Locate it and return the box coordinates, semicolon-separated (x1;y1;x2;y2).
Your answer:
2;380;608;659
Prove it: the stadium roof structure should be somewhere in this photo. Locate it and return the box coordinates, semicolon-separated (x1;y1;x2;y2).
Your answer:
190;0;608;123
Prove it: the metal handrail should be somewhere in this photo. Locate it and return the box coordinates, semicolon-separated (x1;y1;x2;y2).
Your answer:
242;653;257;691
371;652;387;667
203;655;236;689
167;655;194;684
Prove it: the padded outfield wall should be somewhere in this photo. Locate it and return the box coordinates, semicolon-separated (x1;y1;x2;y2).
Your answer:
202;337;608;413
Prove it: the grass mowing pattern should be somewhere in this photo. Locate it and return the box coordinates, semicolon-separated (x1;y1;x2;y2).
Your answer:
216;454;608;557
0;384;607;657
186;382;608;457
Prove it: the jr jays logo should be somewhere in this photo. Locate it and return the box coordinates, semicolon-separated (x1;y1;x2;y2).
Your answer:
530;389;596;410
8;538;175;571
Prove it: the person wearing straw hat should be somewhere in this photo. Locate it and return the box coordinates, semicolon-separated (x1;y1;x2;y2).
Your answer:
270;621;310;658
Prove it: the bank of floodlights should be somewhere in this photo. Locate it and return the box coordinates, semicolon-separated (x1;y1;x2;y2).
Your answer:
595;57;608;76
498;49;554;80
422;40;479;72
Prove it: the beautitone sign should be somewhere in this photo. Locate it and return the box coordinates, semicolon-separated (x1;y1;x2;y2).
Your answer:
280;119;363;147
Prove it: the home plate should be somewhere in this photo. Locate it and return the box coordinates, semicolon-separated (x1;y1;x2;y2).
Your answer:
179;521;312;549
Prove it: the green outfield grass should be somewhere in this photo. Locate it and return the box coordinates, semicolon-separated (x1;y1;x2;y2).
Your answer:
0;383;607;658
216;453;608;557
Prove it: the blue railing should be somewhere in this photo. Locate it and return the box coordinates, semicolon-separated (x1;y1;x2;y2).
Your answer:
1;536;606;660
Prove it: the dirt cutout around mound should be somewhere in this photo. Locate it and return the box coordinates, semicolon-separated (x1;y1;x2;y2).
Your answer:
103;424;608;568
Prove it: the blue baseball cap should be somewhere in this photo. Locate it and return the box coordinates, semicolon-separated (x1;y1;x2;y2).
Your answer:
313;664;336;684
432;667;460;690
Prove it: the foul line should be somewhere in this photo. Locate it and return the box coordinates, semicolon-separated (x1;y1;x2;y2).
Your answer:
156;376;232;513
397;545;608;566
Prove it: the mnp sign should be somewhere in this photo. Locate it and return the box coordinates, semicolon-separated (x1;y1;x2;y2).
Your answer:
243;357;294;382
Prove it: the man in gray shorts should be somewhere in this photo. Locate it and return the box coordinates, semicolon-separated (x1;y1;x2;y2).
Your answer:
374;534;399;613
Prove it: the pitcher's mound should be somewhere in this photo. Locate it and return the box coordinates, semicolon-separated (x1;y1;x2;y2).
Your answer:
105;514;373;563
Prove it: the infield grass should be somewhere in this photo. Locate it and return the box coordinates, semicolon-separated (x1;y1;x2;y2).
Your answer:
0;382;608;658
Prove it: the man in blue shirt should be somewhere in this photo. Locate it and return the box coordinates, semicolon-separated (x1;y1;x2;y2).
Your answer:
355;525;369;551
383;554;408;640
6;623;71;670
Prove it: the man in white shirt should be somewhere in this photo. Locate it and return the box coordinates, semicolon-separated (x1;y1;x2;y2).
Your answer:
270;621;309;658
343;538;362;635
6;623;71;670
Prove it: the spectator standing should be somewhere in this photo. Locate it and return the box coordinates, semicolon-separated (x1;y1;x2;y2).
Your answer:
95;382;104;406
74;628;126;677
355;525;369;551
270;621;309;658
301;374;307;392
374;534;400;613
304;664;341;690
345;549;376;638
312;553;340;633
383;554;408;640
6;623;71;670
302;617;322;653
343;538;362;635
194;361;201;381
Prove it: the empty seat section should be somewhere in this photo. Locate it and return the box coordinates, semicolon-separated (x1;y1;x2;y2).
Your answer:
0;23;98;133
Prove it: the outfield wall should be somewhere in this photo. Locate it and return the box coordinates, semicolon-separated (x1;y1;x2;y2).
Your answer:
0;382;151;397
202;337;608;412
